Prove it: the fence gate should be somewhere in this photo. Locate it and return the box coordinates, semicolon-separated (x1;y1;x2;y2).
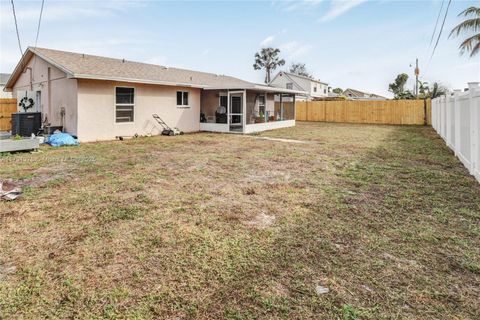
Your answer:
0;99;17;132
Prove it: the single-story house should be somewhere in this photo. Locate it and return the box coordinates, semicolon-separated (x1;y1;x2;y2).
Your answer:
0;73;13;98
269;71;329;100
4;47;304;142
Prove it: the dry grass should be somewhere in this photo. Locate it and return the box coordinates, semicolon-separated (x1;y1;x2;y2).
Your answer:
1;122;479;319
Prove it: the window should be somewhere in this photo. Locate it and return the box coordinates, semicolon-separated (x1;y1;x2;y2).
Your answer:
115;87;134;123
177;91;189;106
286;83;293;90
219;94;227;108
313;85;317;93
258;94;266;114
324;89;327;94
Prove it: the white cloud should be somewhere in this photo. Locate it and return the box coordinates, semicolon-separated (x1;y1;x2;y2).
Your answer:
319;0;366;22
279;41;312;59
260;35;275;46
201;49;210;56
0;0;146;27
278;0;324;12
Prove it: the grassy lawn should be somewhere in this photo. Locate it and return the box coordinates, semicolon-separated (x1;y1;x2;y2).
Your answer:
1;122;479;319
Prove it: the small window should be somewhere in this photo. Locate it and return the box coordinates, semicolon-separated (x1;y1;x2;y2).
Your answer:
219;94;227;108
177;91;189;106
313;86;317;92
324;89;327;94
286;83;293;90
116;87;134;123
258;94;266;114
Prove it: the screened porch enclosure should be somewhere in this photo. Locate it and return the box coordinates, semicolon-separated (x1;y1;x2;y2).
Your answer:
200;89;296;133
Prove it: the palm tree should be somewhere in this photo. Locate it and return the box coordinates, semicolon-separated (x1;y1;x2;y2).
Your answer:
429;82;447;99
450;6;480;57
253;48;285;83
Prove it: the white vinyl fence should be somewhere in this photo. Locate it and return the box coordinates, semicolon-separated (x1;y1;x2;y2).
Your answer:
431;82;480;183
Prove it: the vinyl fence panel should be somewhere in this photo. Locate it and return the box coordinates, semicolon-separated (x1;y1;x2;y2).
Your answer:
431;83;480;183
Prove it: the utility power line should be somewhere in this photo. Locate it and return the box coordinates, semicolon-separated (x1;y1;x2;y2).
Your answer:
429;0;445;48
32;0;46;80
430;0;452;61
424;0;452;78
11;0;23;56
34;0;45;48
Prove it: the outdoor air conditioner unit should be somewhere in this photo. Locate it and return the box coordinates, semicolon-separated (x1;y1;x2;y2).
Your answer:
11;112;42;136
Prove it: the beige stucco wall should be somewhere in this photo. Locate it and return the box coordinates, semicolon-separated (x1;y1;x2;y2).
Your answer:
76;79;201;142
11;55;78;135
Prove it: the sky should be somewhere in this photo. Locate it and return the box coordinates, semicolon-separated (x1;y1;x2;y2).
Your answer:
0;0;479;97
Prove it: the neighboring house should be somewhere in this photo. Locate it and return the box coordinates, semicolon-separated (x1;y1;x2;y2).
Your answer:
343;88;387;100
0;73;13;98
4;47;304;142
269;71;329;100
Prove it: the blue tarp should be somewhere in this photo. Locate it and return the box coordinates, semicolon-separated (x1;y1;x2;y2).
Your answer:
45;132;79;147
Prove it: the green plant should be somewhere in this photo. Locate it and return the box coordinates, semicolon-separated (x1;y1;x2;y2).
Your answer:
253;47;285;83
450;6;480;57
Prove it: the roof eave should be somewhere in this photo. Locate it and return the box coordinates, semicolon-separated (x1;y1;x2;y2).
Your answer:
73;74;207;88
203;85;306;95
4;47;76;90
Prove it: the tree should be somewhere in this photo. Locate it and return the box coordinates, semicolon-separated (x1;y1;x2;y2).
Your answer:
416;81;447;99
450;6;480;57
428;82;447;99
332;88;343;95
289;62;312;78
388;73;411;99
253;48;285;83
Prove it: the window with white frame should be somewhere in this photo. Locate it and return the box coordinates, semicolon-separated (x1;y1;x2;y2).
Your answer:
313;85;317;92
258;94;266;115
115;87;134;123
177;91;189;106
286;83;293;90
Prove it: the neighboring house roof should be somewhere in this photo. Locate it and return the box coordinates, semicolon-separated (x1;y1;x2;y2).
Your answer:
269;72;305;92
5;47;304;95
270;71;329;87
0;73;11;86
343;88;386;99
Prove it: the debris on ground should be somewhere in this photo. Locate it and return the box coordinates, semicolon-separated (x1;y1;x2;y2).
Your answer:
315;285;329;295
45;132;79;147
0;180;22;201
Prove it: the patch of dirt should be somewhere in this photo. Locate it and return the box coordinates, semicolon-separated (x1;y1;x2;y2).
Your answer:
246;212;276;229
0;262;16;281
246;170;291;183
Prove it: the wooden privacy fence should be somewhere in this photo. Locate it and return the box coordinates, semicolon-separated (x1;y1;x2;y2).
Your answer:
0;99;17;131
296;99;431;125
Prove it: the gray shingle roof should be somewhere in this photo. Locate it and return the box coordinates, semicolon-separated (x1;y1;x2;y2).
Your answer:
30;47;258;89
5;47;306;95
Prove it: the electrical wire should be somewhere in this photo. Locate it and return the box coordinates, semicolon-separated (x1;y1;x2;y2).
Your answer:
32;0;46;79
34;0;45;48
11;0;23;56
429;0;445;48
430;0;452;61
424;0;452;78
